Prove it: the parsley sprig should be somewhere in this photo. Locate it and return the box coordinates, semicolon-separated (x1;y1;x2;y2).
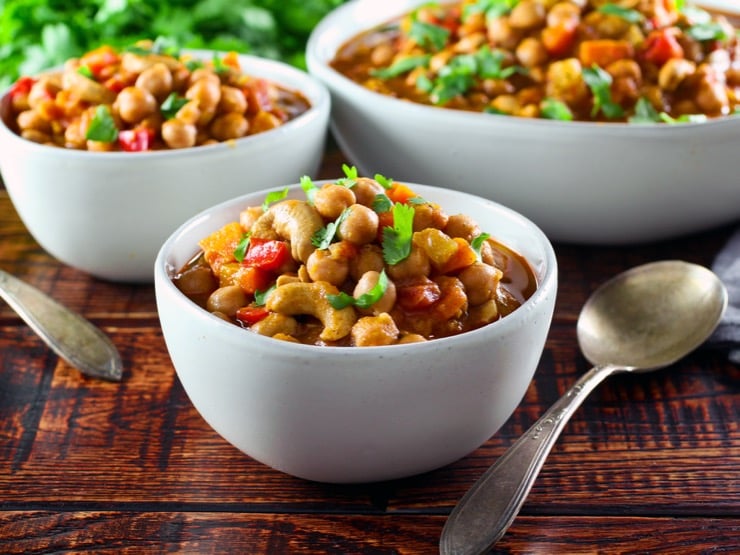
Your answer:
262;187;289;212
582;65;624;120
382;202;415;265
327;270;389;310
85;105;118;142
233;232;251;263
312;208;350;249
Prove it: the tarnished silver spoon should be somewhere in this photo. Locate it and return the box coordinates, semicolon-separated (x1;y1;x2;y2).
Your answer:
440;260;728;555
0;269;122;381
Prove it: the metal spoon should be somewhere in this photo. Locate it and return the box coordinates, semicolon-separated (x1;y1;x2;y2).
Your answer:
440;260;728;555
0;269;123;381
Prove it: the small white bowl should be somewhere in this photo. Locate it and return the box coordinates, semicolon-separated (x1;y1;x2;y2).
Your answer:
154;182;557;483
306;0;740;244
0;52;330;282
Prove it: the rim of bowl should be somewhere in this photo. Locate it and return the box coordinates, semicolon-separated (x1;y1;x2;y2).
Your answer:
155;181;558;357
0;50;331;160
306;0;740;136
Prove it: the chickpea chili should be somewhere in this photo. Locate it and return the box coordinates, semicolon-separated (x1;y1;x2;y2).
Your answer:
173;167;537;347
5;39;311;151
330;0;740;123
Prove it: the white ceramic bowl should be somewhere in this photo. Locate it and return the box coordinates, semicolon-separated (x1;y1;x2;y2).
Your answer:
0;52;330;282
306;0;740;244
154;182;557;483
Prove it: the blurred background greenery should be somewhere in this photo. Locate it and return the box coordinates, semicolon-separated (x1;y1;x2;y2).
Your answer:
0;0;349;89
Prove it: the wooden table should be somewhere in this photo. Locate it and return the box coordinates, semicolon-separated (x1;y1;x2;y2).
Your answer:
1;143;738;554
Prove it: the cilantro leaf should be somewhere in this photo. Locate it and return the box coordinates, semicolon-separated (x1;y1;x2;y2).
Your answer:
582;65;624;119
470;232;491;262
374;174;394;189
76;65;94;79
233;233;251;263
597;4;644;24
628;97;661;124
541;98;574;121
336;164;358;187
408;19;450;51
370;55;430;79
312;207;350;249
160;92;190;120
327;270;389;309
382;202;415;265
262;187;289;212
300;175;319;204
373;194;393;214
254;284;276;306
85;105;118;142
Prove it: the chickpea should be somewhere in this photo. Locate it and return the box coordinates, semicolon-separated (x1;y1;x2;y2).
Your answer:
396;333;427;344
210;112;249;141
371;42;395;67
186;78;222;112
445;214;481;242
174;263;218;303
658;58;696;92
412;202;449;231
176;100;201;126
487;16;522;50
546;2;581;28
354;270;397;314
189;68;221;88
509;0;546;30
135;62;173;101
207;285;248;318
249;110;282;134
352;177;386;207
239;206;264;231
349;244;385;281
219;86;248;114
16;110;51;133
306;248;350;286
351;313;399;347
491;94;520;114
28;76;61;109
386;244;431;280
162;118;197;149
313;184;356;220
482;78;516;97
458;263;504;306
20;129;51;144
453;32;486;54
516;37;548;68
546;58;589;105
694;70;729;116
337;204;379;245
116;86;157;124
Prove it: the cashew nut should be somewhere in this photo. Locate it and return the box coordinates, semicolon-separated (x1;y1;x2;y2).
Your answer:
250;200;323;263
266;281;357;342
62;68;116;104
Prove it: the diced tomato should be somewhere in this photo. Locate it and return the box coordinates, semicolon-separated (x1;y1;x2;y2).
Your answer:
642;28;684;66
80;45;120;80
242;238;290;271
439;238;478;274
236;305;270;325
244;78;273;115
118;128;154;152
233;265;272;294
542;22;577;57
9;76;36;99
432;276;468;320
396;277;441;311
579;40;634;69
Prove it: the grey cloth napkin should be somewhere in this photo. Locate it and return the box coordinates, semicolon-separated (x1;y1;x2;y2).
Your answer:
708;227;740;364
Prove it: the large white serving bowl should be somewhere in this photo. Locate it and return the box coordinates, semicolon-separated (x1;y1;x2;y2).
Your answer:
306;0;740;244
0;52;330;282
154;182;558;483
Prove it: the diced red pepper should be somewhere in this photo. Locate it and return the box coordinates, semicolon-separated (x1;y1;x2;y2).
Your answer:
542;22;577;57
118;128;154;152
242;238;290;271
579;40;634;69
9;76;37;99
236;305;270;325
643;28;684;66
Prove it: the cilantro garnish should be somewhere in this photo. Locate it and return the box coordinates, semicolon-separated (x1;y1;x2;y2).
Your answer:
382;202;415;265
686;22;728;42
254;284;276;306
541;98;574;121
160;92;189;120
582;65;624;119
300;175;319;204
336;164;358;187
76;65;94;79
628;96;707;124
85;105;118;142
370;55;430;79
476;46;525;80
262;187;289;211
185;59;205;72
375;174;394;189
212;54;230;74
372;194;393;214
408;19;450;51
233;232;251;263
597;4;644;24
328;270;389;310
470;232;491;262
462;0;517;21
312;208;350;249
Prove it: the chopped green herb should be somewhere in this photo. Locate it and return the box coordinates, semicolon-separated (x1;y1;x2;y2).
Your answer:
540;98;574;121
212;53;230;74
373;194;393;213
336;164;358;187
262;187;289;212
160;92;190;120
659;112;708;124
408;19;450;51
374;174;394;189
628;96;661;123
470;232;490;262
185;59;205;72
234;232;251;263
686;22;728;42
382;202;415;265
300;175;319;204
312;207;350;249
582;65;624;119
76;65;94;79
328;270;389;309
426;55;477;104
462;0;517;21
254;284;276;306
597;4;644;24
85;105;118;142
370;55;431;79
476;46;524;80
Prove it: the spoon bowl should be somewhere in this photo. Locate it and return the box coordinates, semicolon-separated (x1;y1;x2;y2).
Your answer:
440;260;728;555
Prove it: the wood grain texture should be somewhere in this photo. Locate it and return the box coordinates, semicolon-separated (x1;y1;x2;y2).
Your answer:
1;142;738;553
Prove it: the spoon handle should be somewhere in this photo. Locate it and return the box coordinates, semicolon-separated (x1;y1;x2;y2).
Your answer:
0;269;123;381
440;364;621;555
